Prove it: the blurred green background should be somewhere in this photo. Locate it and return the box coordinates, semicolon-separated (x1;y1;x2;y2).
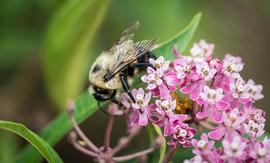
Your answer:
0;0;270;162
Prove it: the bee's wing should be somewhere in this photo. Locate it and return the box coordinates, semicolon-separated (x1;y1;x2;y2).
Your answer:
118;21;140;44
106;39;158;78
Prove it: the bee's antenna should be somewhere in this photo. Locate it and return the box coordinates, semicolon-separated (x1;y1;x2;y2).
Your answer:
98;101;110;116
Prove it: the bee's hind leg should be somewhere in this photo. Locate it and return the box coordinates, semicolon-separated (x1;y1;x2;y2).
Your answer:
120;73;136;103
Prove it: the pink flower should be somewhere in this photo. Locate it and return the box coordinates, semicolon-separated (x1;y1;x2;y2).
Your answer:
195;61;217;81
184;155;208;163
174;58;194;80
164;114;187;136
209;58;222;72
155;98;176;114
222;135;247;161
222;108;245;129
128;88;151;126
131;88;151;109
167;123;197;147
141;67;163;90
200;86;224;104
209;108;245;140
153;98;178;136
247;108;266;124
149;56;169;74
213;73;232;93
230;78;247;99
222;54;244;78
196;86;228;123
244;79;264;101
190;40;214;61
191;133;215;155
148;99;186;136
163;70;181;86
141;67;170;99
244;120;265;138
221;78;253;108
181;80;204;101
249;137;270;163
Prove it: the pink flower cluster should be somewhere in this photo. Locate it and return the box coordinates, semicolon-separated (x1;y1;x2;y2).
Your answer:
121;39;269;162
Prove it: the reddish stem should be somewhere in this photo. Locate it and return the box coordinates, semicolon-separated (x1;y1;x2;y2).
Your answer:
113;148;154;162
68;111;100;152
68;132;98;158
104;115;114;152
111;127;142;155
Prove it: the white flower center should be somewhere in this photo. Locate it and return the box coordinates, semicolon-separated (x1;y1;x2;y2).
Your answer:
250;123;259;132
230;141;238;151
136;94;144;106
207;92;217;101
161;101;169;110
148;74;160;84
154;61;162;69
179;129;187;137
229;112;237;122
258;148;267;157
253;114;261;122
197;140;207;148
183;65;192;74
225;64;238;74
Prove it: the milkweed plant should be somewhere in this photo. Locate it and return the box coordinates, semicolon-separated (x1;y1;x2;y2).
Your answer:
67;40;269;163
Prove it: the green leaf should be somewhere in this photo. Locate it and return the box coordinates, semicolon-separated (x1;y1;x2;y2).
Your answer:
0;132;18;163
153;12;202;60
17;13;202;162
0;120;63;163
16;92;98;163
43;0;111;110
153;125;166;163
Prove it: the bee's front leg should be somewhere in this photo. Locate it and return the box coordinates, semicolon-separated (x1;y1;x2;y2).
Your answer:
120;73;136;103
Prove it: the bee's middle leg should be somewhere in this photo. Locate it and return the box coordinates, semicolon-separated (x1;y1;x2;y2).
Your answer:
120;72;136;103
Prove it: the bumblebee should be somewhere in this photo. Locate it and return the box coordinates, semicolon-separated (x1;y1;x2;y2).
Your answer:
89;22;158;106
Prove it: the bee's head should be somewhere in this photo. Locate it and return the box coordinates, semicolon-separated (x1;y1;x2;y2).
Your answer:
89;85;116;102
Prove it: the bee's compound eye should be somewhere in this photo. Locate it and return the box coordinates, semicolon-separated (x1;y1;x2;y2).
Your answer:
92;65;101;73
92;91;112;102
93;92;106;101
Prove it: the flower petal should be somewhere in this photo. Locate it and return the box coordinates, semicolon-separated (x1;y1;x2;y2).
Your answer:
139;111;148;126
159;84;170;99
216;100;229;110
208;126;226;140
196;106;209;119
211;108;223;123
164;72;181;85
